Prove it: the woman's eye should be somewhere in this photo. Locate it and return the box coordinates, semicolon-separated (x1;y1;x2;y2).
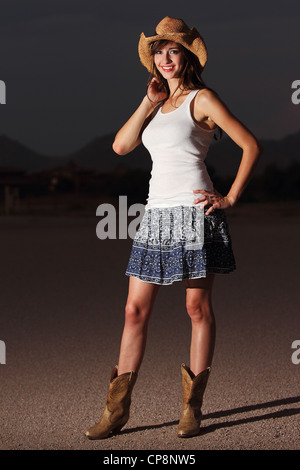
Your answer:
155;49;180;55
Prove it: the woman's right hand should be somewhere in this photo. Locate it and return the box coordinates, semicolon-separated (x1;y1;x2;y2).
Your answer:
147;77;168;104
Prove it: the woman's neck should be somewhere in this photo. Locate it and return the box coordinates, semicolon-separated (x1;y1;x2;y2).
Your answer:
167;79;189;98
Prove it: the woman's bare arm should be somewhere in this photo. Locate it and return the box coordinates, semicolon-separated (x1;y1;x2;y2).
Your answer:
193;89;263;213
112;96;155;155
112;78;168;155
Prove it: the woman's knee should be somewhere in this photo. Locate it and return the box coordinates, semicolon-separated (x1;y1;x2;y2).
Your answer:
124;301;149;327
186;298;214;324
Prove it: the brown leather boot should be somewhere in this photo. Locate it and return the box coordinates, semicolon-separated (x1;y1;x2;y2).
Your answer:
177;363;210;438
85;366;137;439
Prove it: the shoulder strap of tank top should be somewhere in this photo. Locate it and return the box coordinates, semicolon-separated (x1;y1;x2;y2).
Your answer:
184;89;199;106
177;89;199;113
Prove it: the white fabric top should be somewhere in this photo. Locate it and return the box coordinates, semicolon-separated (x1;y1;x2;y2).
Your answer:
142;89;215;210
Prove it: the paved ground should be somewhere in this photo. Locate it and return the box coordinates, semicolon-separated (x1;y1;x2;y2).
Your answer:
0;202;299;451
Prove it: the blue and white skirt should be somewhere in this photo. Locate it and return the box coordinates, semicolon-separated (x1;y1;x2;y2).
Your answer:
125;205;236;285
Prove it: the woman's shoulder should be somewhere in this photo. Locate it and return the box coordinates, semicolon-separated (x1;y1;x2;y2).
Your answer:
193;88;222;114
194;87;219;102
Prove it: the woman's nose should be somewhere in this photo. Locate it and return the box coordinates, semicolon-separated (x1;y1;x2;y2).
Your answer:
162;53;172;64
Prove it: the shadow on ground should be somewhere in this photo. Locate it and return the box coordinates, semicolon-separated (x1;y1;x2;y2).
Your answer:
119;396;300;437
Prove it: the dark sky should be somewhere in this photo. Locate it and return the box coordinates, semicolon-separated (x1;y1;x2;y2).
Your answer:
1;0;300;156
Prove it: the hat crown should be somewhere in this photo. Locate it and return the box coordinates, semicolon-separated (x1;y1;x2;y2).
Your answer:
155;17;190;35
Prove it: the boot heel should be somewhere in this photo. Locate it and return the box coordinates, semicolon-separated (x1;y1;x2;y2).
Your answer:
112;424;125;434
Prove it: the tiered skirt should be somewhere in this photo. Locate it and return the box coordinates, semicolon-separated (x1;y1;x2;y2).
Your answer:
125;205;236;285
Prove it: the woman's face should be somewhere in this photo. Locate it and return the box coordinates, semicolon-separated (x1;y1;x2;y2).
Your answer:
153;41;185;79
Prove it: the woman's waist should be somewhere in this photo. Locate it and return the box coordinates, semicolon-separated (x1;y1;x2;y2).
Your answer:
148;170;213;192
150;155;207;168
145;189;212;210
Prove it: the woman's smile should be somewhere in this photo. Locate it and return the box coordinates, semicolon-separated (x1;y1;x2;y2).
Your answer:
161;65;175;72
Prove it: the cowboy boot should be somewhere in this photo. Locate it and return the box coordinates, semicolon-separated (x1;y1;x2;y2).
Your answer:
177;363;210;438
85;366;137;439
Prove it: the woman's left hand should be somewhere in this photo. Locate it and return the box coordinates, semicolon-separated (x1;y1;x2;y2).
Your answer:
193;189;234;215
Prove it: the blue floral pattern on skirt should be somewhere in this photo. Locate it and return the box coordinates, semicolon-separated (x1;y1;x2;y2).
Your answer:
125;205;236;285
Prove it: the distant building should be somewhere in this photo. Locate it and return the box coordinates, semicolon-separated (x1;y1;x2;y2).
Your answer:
0;167;26;214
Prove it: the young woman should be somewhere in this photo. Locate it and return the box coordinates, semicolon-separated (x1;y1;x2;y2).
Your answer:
85;16;262;439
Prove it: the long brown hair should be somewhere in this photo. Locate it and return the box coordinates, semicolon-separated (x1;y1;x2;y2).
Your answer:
147;39;222;139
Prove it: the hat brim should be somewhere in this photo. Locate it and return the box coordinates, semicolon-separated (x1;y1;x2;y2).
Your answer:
138;29;207;73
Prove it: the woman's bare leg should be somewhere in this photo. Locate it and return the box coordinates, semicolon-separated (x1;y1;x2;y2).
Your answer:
118;276;160;375
184;275;216;375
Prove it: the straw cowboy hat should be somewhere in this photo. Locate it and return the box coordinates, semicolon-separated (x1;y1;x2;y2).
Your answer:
138;17;208;72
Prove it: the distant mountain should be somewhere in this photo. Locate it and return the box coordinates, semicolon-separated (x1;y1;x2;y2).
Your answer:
0;135;67;172
207;130;300;176
64;134;152;173
0;130;299;176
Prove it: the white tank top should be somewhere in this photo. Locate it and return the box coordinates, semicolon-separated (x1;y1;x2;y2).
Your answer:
142;89;215;210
